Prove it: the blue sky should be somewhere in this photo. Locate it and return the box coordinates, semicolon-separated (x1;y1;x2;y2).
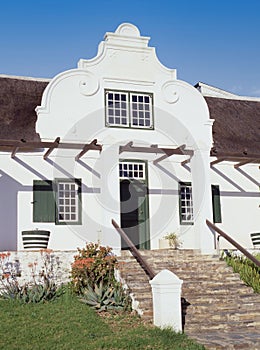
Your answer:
0;0;260;96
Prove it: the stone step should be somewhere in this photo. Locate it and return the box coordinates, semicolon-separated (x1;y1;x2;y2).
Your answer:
118;250;260;349
187;330;260;350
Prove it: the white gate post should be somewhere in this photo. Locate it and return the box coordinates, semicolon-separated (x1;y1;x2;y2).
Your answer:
149;269;183;332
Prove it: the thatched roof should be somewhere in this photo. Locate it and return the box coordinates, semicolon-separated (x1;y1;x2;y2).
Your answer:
0;75;259;157
0;75;49;141
205;96;260;156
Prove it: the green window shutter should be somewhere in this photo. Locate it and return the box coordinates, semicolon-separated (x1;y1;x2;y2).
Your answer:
211;185;222;223
33;180;55;222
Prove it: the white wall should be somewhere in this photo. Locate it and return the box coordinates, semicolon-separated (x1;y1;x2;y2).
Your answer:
1;24;219;253
210;161;260;249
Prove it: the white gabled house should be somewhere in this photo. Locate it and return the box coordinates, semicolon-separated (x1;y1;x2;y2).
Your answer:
0;23;259;254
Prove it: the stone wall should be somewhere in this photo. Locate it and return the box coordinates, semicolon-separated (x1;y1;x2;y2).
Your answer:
0;250;77;287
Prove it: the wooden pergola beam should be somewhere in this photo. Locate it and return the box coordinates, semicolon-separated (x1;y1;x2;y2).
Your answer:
119;141;133;154
75;139;102;161
234;159;258;168
153;144;186;165
43;137;60;160
11;146;19;159
0;138;102;160
119;142;193;158
211;156;260;167
0;139;102;151
210;150;260;159
210;157;226;166
181;158;191;166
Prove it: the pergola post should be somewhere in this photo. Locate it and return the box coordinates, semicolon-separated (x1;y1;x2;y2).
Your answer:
191;149;215;254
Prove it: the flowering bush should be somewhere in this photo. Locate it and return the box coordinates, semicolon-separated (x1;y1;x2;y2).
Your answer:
71;242;118;293
0;250;64;303
71;242;132;312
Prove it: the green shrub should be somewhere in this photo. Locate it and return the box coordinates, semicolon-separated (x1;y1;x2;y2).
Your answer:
221;251;260;293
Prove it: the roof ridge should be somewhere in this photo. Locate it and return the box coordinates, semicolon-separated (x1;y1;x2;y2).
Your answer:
0;74;51;82
195;81;260;102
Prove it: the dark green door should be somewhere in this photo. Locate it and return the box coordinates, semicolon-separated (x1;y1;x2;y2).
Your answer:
120;178;150;250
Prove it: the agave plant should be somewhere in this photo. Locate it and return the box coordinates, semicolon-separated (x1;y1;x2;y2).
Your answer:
80;280;131;312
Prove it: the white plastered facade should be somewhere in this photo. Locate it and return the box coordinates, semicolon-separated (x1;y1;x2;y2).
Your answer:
1;23;259;254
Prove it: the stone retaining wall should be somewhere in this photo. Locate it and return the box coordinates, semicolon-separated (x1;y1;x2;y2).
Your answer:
0;250;77;287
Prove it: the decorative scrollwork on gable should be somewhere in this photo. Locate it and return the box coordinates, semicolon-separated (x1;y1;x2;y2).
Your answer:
79;72;99;96
162;81;179;104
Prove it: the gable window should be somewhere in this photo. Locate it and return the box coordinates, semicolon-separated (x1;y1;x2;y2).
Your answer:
105;90;153;129
179;182;193;225
33;179;82;225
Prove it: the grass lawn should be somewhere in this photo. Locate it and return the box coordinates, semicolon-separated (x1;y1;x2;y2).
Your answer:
0;292;205;350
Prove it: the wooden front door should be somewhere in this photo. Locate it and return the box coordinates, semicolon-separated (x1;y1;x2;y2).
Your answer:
120;177;150;250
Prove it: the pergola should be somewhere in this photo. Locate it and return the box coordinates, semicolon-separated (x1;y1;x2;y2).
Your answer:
2;138;259;169
210;149;260;168
119;141;193;165
0;138;102;160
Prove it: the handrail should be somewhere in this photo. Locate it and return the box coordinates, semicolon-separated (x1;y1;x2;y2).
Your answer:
206;219;260;268
112;219;156;279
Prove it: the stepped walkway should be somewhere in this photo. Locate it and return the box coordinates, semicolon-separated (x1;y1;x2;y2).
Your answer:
118;249;260;350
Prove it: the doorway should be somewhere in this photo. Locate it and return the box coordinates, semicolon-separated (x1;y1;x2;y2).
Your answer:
119;161;150;250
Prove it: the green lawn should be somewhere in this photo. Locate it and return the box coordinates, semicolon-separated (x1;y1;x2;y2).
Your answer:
0;293;205;350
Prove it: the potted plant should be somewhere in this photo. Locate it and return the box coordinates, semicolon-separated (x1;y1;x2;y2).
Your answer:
163;232;182;249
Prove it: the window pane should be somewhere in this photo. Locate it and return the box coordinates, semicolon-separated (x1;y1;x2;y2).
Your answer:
130;93;153;128
106;91;129;126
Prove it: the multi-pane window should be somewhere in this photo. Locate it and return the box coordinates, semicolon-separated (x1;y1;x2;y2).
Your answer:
179;182;193;224
105;90;153;129
57;182;79;223
33;179;81;225
119;162;145;180
106;92;128;126
130;93;152;128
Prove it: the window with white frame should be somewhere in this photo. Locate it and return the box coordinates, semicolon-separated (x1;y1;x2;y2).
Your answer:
179;182;193;224
105;90;153;129
119;162;145;180
57;181;80;223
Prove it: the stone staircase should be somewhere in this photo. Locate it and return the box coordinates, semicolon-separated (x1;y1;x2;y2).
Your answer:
118;249;260;350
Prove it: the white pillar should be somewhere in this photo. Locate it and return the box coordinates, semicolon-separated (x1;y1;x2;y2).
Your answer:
190;148;215;254
149;269;183;332
99;144;121;254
